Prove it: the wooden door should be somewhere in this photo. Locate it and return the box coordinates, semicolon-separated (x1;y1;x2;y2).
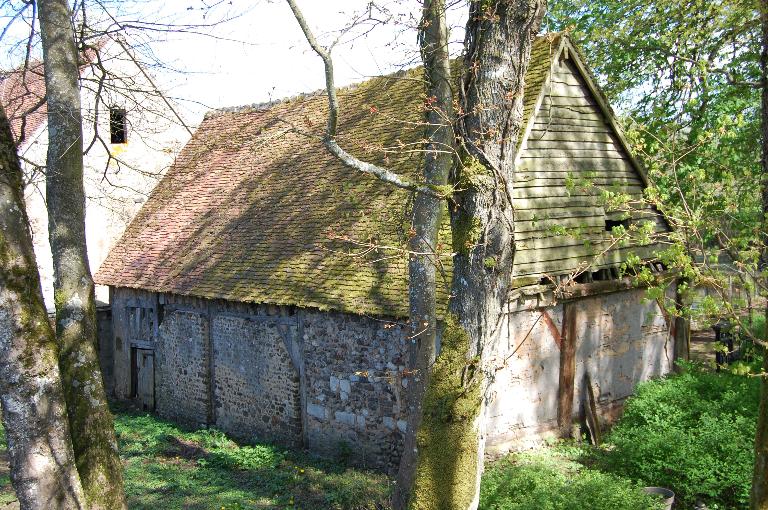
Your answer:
128;305;156;411
133;348;155;411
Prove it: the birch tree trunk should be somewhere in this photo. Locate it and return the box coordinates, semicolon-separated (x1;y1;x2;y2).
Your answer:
37;1;126;508
404;2;546;509
0;103;87;510
393;1;455;508
750;1;768;507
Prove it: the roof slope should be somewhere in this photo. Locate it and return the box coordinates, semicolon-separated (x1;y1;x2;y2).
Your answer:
96;34;662;317
96;64;433;317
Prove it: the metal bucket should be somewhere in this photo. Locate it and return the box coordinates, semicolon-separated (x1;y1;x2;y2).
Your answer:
643;487;675;510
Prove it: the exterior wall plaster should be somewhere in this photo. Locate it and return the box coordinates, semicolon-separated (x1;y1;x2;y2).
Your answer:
484;287;675;455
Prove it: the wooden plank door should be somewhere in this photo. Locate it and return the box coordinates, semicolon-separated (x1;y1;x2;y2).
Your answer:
135;348;155;411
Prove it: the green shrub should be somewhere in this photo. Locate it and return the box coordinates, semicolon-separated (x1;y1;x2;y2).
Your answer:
480;452;663;510
604;365;759;509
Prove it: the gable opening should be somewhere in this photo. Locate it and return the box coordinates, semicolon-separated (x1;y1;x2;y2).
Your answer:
605;218;630;232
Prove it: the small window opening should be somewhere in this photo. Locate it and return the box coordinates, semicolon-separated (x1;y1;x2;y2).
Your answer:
109;108;127;144
605;218;630;232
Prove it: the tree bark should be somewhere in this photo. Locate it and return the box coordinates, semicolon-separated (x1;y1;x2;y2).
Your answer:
392;2;455;509
751;1;768;507
0;103;87;510
407;2;546;509
37;1;126;508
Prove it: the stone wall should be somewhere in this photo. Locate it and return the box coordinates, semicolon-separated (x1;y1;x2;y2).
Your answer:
109;288;409;471
156;310;211;425
211;315;302;445
110;289;303;446
300;310;408;473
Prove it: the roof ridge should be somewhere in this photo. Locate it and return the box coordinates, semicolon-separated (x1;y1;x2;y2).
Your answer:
203;89;326;119
203;32;565;121
203;67;417;120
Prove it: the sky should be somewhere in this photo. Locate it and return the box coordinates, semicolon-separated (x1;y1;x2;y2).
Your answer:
0;0;469;125
91;0;468;125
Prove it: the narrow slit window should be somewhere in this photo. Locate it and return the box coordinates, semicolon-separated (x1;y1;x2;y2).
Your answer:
109;108;127;144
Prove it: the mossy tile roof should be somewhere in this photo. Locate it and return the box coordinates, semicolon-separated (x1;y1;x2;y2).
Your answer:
95;35;561;318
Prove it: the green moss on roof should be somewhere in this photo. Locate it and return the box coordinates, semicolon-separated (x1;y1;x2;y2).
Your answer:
94;35;563;318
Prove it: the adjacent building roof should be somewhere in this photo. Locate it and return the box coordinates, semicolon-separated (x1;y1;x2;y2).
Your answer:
0;61;47;145
1;44;107;146
95;33;667;318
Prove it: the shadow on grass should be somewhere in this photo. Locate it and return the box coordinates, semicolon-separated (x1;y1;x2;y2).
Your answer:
112;405;390;510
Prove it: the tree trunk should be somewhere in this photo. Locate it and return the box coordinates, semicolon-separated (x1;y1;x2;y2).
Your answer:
37;1;126;508
406;2;546;509
393;2;455;508
751;1;768;508
0;104;87;510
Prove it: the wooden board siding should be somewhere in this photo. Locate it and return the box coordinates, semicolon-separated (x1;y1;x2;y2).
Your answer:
513;54;666;281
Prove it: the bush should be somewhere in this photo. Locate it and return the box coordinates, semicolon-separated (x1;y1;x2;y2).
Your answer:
480;451;663;510
604;364;759;509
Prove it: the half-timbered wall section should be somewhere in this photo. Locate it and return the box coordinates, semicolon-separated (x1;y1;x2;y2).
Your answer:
104;282;675;471
484;285;675;456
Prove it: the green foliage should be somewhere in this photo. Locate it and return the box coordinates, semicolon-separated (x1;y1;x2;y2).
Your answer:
751;313;767;342
480;450;664;510
483;256;498;269
547;0;763;329
602;366;759;509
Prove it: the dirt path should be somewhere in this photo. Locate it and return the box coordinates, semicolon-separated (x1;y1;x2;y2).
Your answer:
690;328;716;364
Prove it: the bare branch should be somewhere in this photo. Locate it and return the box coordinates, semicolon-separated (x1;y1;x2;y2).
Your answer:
285;0;443;199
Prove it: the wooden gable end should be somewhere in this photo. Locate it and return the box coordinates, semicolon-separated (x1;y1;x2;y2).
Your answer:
512;45;667;283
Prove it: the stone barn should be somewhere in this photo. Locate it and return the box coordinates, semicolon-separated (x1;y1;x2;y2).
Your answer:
95;33;675;473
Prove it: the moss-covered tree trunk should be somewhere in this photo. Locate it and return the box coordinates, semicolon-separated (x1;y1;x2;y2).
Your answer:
751;1;768;508
406;2;546;509
0;104;88;509
393;2;455;508
37;1;126;508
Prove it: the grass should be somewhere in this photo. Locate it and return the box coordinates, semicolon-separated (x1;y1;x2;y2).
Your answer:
0;407;389;509
0;407;659;509
0;362;756;509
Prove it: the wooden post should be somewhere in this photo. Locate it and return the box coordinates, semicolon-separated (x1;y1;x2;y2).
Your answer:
296;309;309;449
557;303;578;437
673;279;690;371
206;303;215;426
